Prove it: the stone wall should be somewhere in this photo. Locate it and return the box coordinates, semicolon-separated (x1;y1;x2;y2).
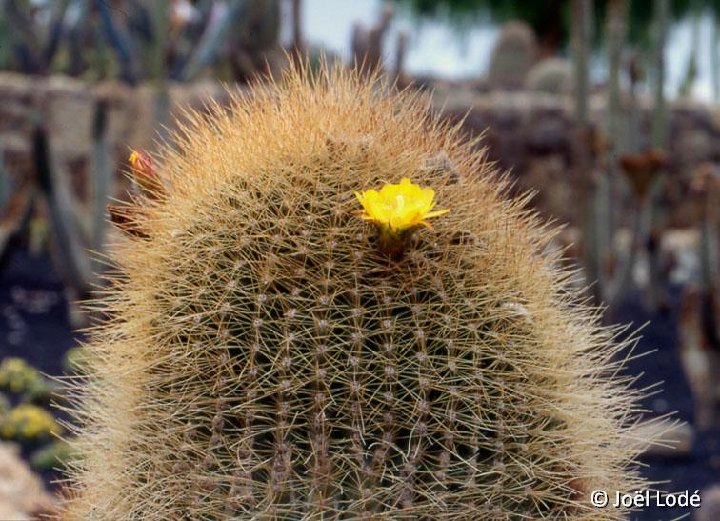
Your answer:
432;87;720;228
1;72;717;229
0;73;233;205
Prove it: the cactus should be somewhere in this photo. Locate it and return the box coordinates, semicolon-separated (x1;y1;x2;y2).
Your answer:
571;0;603;305
608;149;667;306
43;0;71;71
290;0;304;56
94;0;139;84
23;377;59;406
0;357;42;395
35;123;96;301
0;357;58;405
651;0;669;150
0;175;34;263
0;392;10;416
523;58;572;94
62;346;93;376
350;3;394;76
31;439;81;471
33;95;114;318
487;21;538;90
62;64;651;519
177;0;250;82
0;5;9;70
689;164;720;387
602;0;627;287
646;0;670;311
714;15;720;103
393;30;409;87
234;0;280;51
0;403;61;442
228;0;283;83
698;189;720;352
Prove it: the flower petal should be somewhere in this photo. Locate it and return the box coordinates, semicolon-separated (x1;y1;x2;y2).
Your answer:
355;178;449;232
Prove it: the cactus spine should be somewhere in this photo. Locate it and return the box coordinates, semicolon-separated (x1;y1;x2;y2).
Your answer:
62;64;650;519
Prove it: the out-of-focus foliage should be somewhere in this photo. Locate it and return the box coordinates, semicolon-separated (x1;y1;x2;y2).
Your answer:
0;403;61;441
31;439;81;471
0;393;10;417
0;0;281;83
62;346;93;376
0;357;41;395
0;357;56;405
393;0;703;50
22;375;58;406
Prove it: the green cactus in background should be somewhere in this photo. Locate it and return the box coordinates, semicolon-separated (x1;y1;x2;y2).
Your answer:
0;357;60;405
0;403;61;442
31;439;81;471
62;346;93;376
524;57;573;94
0;392;10;417
0;357;41;394
487;21;538;90
62;64;651;519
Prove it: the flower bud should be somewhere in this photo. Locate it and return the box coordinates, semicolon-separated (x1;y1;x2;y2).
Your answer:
129;150;165;198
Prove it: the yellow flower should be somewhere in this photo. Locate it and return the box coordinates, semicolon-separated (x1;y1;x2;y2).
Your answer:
355;178;449;233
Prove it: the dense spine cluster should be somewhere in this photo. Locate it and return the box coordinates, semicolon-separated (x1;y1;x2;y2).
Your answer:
62;64;649;520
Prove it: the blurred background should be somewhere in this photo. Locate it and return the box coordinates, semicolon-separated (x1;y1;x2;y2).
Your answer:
1;0;720;519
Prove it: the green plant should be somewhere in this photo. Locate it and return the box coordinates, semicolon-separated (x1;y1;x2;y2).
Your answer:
0;0;281;84
63;64;652;519
487;20;538;89
0;357;58;405
31;439;81;471
0;403;61;442
62;347;93;376
524;57;572;94
23;375;59;406
601;0;627;297
29;97;116;326
0;357;41;394
350;3;394;76
0;144;34;262
0;392;10;417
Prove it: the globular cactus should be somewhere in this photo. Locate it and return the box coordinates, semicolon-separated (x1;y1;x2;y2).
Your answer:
63;64;651;519
31;439;81;472
0;392;10;416
0;357;42;395
524;58;573;95
0;403;61;442
487;21;538;90
62;346;93;377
